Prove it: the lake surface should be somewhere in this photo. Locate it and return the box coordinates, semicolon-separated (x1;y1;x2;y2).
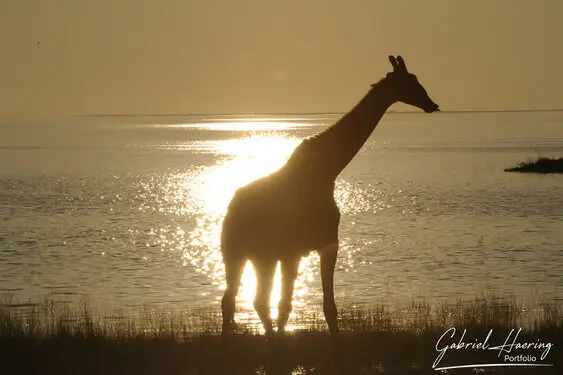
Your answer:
1;111;562;324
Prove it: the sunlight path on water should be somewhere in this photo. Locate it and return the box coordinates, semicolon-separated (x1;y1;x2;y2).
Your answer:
158;121;309;131
182;132;317;330
172;126;374;332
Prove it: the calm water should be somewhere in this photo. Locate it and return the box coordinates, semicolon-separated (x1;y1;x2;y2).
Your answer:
1;112;562;323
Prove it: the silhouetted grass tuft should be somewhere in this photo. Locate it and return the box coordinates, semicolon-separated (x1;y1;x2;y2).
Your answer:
505;157;563;174
1;293;561;374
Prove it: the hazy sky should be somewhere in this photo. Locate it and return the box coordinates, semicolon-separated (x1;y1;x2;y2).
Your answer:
1;0;563;122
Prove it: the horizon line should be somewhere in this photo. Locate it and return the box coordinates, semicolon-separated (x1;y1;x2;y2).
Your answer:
74;108;563;118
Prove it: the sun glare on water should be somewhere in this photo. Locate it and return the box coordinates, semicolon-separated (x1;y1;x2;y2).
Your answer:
179;128;320;331
143;120;375;331
166;121;306;132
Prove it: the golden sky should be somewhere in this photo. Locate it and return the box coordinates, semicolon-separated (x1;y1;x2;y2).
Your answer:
1;0;562;121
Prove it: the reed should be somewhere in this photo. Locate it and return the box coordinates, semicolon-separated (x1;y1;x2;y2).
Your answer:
1;292;561;374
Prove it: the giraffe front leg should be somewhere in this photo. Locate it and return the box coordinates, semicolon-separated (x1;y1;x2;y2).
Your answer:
277;256;301;336
320;242;339;336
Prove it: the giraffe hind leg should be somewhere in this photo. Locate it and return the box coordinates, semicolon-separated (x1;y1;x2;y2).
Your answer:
221;250;245;337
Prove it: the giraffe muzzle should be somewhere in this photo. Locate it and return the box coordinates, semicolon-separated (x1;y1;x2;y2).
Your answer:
424;102;440;113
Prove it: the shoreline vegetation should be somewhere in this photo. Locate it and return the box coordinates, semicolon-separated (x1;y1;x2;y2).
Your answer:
505;157;563;174
1;294;561;374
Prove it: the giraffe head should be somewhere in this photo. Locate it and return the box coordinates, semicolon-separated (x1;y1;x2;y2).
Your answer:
381;55;440;113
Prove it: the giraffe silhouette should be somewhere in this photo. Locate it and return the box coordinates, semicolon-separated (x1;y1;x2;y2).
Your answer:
221;55;439;338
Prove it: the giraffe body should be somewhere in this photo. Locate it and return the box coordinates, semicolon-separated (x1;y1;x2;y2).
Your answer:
222;169;339;260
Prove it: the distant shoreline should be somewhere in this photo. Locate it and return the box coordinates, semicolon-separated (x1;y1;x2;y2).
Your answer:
505;157;563;174
74;108;563;118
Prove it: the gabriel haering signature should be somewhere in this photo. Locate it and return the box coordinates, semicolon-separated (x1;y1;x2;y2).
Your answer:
433;327;554;371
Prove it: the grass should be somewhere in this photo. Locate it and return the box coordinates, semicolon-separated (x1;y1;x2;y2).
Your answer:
1;293;562;374
505;157;563;174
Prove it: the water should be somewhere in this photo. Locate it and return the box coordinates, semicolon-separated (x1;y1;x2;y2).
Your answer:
1;111;562;323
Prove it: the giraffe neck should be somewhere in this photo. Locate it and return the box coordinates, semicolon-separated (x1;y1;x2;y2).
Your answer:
283;77;397;182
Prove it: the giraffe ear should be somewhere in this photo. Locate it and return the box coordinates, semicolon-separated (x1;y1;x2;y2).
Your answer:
396;55;408;72
388;56;399;71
